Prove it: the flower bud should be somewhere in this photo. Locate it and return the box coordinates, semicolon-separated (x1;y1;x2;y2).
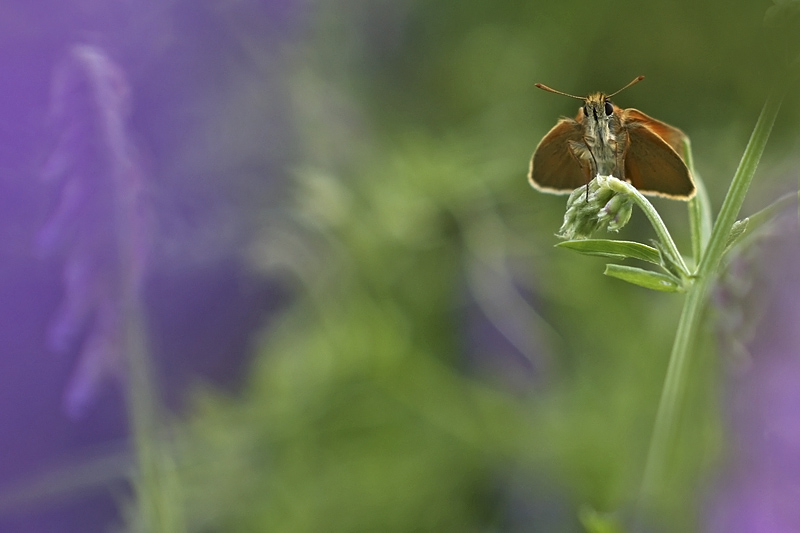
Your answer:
557;175;634;240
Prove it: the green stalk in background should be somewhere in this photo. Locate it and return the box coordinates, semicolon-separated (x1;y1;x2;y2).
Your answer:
638;56;799;516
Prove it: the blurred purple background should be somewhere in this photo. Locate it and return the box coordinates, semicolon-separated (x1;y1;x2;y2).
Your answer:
0;1;302;530
0;2;797;531
708;214;800;533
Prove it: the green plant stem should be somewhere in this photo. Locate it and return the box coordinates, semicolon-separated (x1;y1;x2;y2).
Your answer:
684;139;713;264
606;178;690;277
637;268;711;506
698;90;787;278
114;169;185;532
126;302;184;532
638;79;789;511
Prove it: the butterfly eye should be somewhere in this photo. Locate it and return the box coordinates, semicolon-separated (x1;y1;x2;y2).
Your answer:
604;101;614;116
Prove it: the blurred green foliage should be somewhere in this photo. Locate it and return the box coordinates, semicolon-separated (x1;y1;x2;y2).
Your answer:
175;1;795;531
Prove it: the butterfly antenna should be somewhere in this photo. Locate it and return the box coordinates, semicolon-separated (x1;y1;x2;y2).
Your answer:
608;75;645;98
534;83;584;100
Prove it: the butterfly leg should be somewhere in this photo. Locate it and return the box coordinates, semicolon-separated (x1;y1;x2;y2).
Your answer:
567;139;595;200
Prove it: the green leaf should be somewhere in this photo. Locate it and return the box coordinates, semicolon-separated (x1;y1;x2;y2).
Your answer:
579;507;624;533
722;190;798;256
603;264;684;292
723;218;749;255
557;239;661;264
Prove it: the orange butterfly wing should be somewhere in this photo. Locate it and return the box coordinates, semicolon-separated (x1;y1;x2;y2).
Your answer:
529;118;590;193
623;108;689;156
621;109;695;199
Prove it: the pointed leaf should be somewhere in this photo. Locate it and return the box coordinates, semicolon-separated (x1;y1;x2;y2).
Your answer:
723;218;749;255
604;264;684;292
557;239;661;264
723;190;798;256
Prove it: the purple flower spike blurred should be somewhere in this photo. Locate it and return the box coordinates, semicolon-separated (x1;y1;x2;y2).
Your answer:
39;45;151;418
709;217;800;533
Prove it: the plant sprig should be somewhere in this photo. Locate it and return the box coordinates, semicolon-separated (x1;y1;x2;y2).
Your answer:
552;50;800;528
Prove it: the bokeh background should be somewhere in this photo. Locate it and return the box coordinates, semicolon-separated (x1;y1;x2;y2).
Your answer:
0;0;798;531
